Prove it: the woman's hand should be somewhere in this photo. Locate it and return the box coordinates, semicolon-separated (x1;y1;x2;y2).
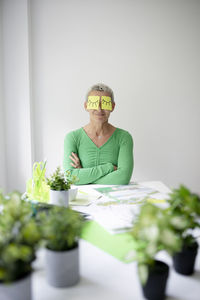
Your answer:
70;152;116;171
69;152;82;168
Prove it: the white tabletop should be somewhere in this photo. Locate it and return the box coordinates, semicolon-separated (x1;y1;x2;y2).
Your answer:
32;238;200;300
32;181;200;299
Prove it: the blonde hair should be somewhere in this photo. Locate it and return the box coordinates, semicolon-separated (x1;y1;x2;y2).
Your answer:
86;83;114;102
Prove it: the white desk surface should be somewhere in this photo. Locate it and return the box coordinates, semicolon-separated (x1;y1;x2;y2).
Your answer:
33;239;200;300
32;181;200;300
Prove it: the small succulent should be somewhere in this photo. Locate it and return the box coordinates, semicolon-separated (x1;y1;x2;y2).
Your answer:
46;167;77;191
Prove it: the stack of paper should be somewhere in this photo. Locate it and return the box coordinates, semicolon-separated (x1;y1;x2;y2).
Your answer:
72;182;170;234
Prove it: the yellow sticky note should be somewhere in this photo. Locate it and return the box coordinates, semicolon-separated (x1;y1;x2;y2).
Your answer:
101;96;112;110
87;96;100;110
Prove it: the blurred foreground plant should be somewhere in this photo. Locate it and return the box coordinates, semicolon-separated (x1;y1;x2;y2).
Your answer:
166;184;200;246
0;191;41;282
130;203;181;285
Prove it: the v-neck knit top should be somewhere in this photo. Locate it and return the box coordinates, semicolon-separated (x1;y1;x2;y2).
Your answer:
63;127;134;185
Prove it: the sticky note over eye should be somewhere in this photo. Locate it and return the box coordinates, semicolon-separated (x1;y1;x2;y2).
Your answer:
87;96;100;110
101;96;112;110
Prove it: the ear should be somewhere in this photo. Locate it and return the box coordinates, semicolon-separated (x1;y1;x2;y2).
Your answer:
111;102;115;112
84;101;88;111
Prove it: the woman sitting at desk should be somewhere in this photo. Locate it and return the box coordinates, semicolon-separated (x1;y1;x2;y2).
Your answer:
63;83;134;185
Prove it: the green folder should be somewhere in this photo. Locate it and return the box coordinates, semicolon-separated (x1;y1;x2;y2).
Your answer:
81;220;137;263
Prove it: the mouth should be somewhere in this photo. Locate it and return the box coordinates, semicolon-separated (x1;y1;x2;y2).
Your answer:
95;113;105;116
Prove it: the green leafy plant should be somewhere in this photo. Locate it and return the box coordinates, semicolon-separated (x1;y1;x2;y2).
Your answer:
0;191;41;282
26;161;50;203
166;185;200;246
130;203;181;285
38;206;83;251
46;167;77;191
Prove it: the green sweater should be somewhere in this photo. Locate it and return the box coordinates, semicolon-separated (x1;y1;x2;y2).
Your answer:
63;127;134;185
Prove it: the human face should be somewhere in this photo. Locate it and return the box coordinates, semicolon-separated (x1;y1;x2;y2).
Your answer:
85;91;115;123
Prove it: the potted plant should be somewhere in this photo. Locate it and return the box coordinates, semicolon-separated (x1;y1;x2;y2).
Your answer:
167;185;200;275
130;203;181;300
46;167;77;207
0;191;41;300
38;206;83;287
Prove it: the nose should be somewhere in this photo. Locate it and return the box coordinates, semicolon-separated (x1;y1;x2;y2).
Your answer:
98;101;103;111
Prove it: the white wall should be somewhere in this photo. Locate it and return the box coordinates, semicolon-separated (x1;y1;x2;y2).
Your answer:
1;0;33;192
30;0;200;192
0;0;6;189
1;0;200;193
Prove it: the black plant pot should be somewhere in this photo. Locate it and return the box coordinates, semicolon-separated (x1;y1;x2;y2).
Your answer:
140;260;169;300
173;241;199;275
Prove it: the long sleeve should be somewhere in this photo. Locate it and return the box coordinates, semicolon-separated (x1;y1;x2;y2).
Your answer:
63;132;114;185
93;133;133;185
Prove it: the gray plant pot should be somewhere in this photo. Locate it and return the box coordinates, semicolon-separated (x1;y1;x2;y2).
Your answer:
49;190;69;207
45;245;79;287
0;273;31;300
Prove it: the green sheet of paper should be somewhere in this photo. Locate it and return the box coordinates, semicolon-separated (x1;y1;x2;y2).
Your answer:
81;220;137;263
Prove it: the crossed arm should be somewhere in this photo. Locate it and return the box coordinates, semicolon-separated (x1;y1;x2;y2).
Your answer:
70;152;117;171
93;139;133;185
63;132;133;185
